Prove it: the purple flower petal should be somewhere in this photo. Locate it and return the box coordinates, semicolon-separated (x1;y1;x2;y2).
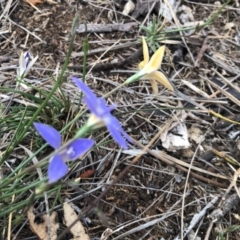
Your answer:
65;139;95;161
97;98;116;116
24;52;31;68
106;123;128;149
72;77;131;149
34;122;61;149
71;77;98;101
48;154;68;183
105;117;129;149
84;97;116;118
83;97;100;116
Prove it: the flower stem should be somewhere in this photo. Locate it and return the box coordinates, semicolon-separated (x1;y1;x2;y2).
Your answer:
74;123;91;138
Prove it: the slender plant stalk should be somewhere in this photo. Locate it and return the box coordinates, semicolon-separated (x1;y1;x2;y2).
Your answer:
82;36;89;82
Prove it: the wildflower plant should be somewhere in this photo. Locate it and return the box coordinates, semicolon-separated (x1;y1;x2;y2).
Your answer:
72;77;131;149
125;37;173;96
140;15;164;52
17;52;38;80
34;123;95;183
33;77;132;184
138;36;174;95
16;51;38;90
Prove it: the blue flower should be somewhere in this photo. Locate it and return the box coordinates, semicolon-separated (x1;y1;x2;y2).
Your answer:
71;77;131;149
34;123;95;183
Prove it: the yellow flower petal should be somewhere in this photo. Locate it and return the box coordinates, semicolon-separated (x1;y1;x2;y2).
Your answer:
148;45;165;71
138;61;144;70
138;37;149;70
140;45;165;75
142;71;174;91
142;37;149;63
150;80;158;95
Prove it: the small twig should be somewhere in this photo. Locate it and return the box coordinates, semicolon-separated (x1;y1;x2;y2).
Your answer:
233;168;240;199
195;37;208;67
207;169;240;224
0;0;13;20
204;53;240;75
204;221;214;240
134;142;228;188
76;22;139;33
212;69;240;95
200;75;240;108
7;18;46;44
138;0;156;31
163;0;195;65
174;88;207;110
70;41;139;58
69;48;142;72
180;132;206;240
174;195;219;240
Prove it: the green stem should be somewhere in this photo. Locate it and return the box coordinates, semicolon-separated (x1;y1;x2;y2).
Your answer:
0;179;45;202
74;123;91;138
0;186;57;219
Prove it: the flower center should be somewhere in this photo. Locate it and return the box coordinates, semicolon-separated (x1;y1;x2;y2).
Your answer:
66;146;75;158
87;114;104;128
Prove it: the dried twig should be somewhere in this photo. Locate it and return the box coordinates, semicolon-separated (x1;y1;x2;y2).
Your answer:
76;22;139;33
174;195;219;240
195;37;208;67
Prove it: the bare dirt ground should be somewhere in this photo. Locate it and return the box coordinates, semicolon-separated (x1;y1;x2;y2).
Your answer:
1;0;240;239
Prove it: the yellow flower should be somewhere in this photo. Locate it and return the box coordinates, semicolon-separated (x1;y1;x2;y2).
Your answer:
138;37;174;95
